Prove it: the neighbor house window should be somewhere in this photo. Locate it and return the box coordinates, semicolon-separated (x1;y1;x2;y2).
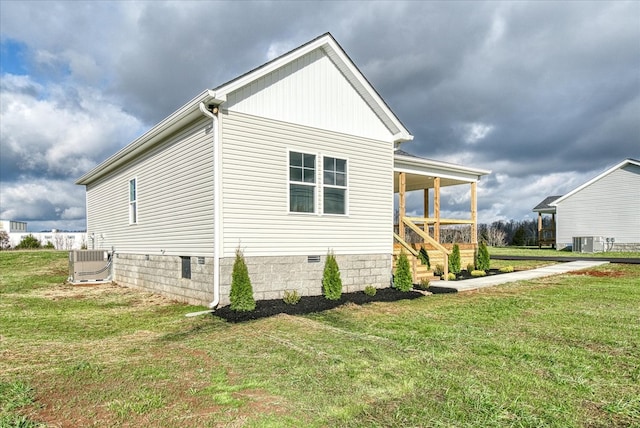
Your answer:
129;178;137;224
289;151;316;213
323;157;347;214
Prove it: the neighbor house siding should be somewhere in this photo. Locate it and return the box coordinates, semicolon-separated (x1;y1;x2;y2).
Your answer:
86;117;215;256
556;164;640;247
224;48;392;143
220;110;393;258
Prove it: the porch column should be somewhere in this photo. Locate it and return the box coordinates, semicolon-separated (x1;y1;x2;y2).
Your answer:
537;212;543;248
423;188;429;238
434;177;441;243
471;182;477;245
399;172;406;240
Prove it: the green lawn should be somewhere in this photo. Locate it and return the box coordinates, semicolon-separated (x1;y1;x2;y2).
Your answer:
1;251;639;427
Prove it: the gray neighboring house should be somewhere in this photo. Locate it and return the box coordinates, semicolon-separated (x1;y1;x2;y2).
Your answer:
550;158;640;251
76;33;488;308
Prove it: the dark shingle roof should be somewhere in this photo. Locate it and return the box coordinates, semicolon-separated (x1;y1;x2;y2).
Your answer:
532;195;563;212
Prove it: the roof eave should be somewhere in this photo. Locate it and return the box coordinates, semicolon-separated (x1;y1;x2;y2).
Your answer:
394;153;491;180
76;90;219;185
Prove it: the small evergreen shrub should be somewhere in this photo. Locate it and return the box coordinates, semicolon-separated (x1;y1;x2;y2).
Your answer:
466;263;475;273
477;241;491;271
394;251;413;292
447;272;457;281
363;285;377;296
418;247;430;269
229;248;256;312
322;251;342;300
44;241;55;249
471;270;487;277
16;234;41;249
283;290;301;305
433;264;445;277
499;266;515;273
448;244;461;274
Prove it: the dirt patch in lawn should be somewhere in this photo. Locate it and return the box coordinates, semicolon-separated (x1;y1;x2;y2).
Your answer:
214;288;426;323
566;269;626;278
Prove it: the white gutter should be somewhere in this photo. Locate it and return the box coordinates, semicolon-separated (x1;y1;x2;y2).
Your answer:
185;102;222;317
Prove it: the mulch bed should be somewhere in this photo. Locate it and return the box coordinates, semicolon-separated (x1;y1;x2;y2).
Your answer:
213;288;425;323
454;268;504;280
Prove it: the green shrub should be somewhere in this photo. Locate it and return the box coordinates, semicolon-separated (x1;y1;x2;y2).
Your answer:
499;266;515;273
16;234;41;249
418;247;430;269
477;241;491;271
44;241;55;249
322;251;342;300
447;272;456;281
448;244;461;274
466;263;475;273
471;270;487;277
283;290;301;305
363;285;377;296
229;248;255;312
394;251;413;292
415;278;430;290
433;264;445;277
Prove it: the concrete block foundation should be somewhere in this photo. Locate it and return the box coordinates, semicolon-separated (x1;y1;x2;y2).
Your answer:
114;252;392;307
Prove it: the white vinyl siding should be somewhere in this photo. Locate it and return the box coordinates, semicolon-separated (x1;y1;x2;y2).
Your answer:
225;48;393;143
85;117;215;256
556;164;640;245
221;111;393;257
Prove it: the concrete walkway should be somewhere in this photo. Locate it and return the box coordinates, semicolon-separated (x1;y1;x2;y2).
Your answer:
428;260;610;293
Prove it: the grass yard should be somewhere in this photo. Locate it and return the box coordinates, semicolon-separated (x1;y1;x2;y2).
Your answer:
1;251;639;427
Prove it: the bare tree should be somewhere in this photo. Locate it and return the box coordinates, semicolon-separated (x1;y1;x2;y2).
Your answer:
0;230;10;250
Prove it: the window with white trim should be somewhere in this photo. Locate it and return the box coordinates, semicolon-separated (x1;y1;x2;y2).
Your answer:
289;151;316;213
129;178;137;224
323;156;347;214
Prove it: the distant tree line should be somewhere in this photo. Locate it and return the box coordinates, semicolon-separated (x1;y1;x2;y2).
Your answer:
479;217;553;247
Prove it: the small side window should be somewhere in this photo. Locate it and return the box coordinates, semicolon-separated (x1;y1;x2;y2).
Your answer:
129;178;138;224
181;256;191;279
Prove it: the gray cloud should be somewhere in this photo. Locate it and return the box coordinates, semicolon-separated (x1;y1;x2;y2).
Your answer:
1;0;638;230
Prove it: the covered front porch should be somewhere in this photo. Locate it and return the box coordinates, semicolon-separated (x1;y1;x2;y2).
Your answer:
393;150;491;282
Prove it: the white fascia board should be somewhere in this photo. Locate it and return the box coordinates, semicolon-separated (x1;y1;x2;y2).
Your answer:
394;155;491;182
214;34;413;143
76;90;217;185
550;159;640;206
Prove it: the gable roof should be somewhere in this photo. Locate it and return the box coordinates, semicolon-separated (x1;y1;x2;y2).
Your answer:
77;33;412;185
532;195;562;213
551;158;640;206
208;33;412;143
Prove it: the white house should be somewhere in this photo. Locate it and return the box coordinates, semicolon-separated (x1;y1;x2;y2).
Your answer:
76;33;489;308
551;158;640;251
0;220;87;250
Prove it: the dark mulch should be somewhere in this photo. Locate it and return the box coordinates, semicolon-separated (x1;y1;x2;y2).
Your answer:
213;288;425;323
455;268;503;280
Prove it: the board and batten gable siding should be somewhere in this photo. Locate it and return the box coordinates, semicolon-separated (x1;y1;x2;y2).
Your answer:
556;163;640;245
220;110;393;258
224;47;392;143
86;117;215;256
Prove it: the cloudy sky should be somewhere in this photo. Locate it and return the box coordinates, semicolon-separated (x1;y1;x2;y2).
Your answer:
1;1;639;231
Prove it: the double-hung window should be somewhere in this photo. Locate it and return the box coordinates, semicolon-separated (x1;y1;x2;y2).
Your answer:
289;151;316;213
323;157;347;215
129;178;137;224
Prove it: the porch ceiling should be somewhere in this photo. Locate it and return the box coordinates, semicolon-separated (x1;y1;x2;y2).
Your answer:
393;150;491;192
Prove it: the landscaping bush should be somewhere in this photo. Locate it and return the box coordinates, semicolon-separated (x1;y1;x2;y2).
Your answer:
448;244;461;274
229;248;256;312
471;270;487;277
322;251;342;300
447;272;456;281
499;266;515;273
44;241;55;249
16;234;41;249
283;290;301;305
418;247;430;269
477;241;491;271
433;264;445;277
415;278;430;291
394;251;413;292
466;263;475;273
363;285;377;296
